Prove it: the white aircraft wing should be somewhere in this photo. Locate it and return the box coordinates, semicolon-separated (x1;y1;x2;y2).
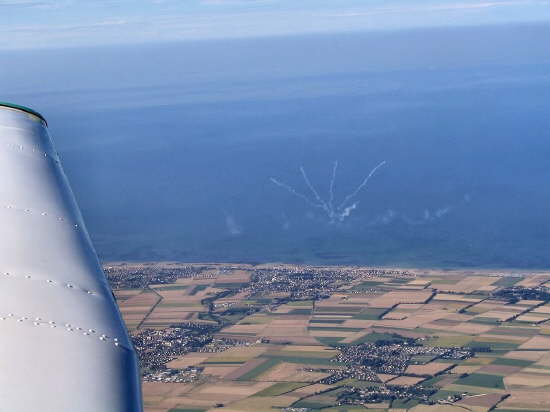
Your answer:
0;103;142;411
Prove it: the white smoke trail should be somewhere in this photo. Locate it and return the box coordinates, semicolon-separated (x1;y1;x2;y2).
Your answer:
225;214;242;236
270;160;387;223
328;160;338;210
338;161;387;211
434;207;451;218
299;166;330;213
269;177;324;210
338;202;358;221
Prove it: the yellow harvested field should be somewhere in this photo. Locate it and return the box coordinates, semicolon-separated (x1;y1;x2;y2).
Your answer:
450;322;494;334
373;309;449;328
434;292;481;303
119;291;161;328
408;280;431;286
405;362;451;376
197;381;273;397
202;366;241;378
222;324;266;335
518;300;545;306
478;333;531;343
308;330;356;338
516;275;550;287
167;353;212;369
533;352;550;366
397;303;426;310
519;335;550;349
517;314;550;322
411;405;480;412
457;393;504;408
341;320;376;328
534;305;550;313
505;372;550;388
368;290;433;307
377;373;397;382
219;345;267;357
255;362;330;382
436;276;498;293
498;389;550;409
221;395;299;412
452;365;482;374
504;350;547;361
388;376;425;386
382;312;407;320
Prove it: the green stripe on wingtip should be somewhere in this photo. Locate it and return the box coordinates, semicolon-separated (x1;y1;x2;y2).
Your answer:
0;102;47;126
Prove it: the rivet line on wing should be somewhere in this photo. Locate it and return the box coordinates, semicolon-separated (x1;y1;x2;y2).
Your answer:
2;271;99;297
0;314;127;349
4;142;59;163
2;204;80;230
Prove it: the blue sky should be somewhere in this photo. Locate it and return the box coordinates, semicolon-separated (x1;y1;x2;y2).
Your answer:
2;0;550;49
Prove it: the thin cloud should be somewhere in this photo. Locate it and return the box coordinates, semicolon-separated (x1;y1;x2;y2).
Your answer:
328;0;550;18
8;19;127;34
200;0;273;4
2;0;550;49
0;0;52;7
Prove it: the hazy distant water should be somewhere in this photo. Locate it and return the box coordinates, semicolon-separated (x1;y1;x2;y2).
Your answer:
3;27;550;267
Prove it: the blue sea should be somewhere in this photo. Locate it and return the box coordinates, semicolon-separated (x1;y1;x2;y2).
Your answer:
3;25;550;267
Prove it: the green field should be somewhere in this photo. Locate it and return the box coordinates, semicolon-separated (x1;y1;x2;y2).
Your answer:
353;308;388;320
153;285;189;291
492;357;533;367
455;373;505;389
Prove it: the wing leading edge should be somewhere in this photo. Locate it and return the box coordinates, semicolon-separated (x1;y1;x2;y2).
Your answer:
0;104;142;411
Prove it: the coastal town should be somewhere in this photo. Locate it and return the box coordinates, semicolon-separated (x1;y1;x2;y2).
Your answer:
108;262;550;412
